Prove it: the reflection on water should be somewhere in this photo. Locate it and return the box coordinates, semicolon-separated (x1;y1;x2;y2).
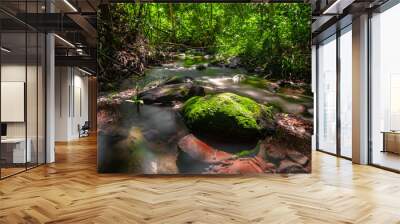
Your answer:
99;104;189;174
99;61;312;174
144;64;311;115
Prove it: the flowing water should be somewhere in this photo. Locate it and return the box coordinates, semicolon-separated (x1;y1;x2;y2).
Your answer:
98;59;313;174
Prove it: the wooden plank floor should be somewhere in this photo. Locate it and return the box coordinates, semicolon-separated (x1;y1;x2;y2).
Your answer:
1;135;400;224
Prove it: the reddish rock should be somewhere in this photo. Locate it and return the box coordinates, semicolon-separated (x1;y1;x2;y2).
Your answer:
206;156;275;174
177;134;233;164
260;114;312;173
277;159;307;173
97;88;137;109
286;149;309;166
264;141;287;163
97;109;120;133
274;113;313;155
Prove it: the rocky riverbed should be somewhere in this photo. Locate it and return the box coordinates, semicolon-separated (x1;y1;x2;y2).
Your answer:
97;55;313;174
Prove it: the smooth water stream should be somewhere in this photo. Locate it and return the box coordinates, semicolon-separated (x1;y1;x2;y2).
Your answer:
99;60;313;174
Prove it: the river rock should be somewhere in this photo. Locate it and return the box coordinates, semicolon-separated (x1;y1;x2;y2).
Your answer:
138;83;205;105
196;64;207;70
164;76;193;85
210;59;225;67
182;92;275;141
206;156;275;174
177;134;233;173
142;129;161;142
177;134;232;164
227;57;241;68
254;67;264;74
261;113;312;172
266;82;280;93
277;159;307;173
265;143;287;164
286;149;309;166
97;88;137;109
274;113;312;155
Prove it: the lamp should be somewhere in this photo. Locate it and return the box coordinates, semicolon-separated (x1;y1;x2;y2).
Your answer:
78;67;93;76
322;0;355;15
54;34;75;48
1;47;11;53
63;0;78;12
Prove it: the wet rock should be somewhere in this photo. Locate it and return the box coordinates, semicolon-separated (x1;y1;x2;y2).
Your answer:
261;113;312;172
265;143;286;164
97;88;137;109
286;149;309;166
206;156;275;174
266;82;280;93
97;108;121;133
274;113;313;155
188;85;205;97
254;67;264;74
232;74;245;83
307;108;314;116
182;93;275;141
227;57;241;69
177;134;233;164
277;159;307;173
142;129;161;142
209;59;225;67
164;76;193;85
177;53;186;59
138;83;205;105
177;134;233;173
196;64;207;70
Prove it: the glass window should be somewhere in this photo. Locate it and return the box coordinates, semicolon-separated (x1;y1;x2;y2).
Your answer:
317;35;337;154
370;3;400;171
0;1;46;179
339;26;352;158
1;30;28;177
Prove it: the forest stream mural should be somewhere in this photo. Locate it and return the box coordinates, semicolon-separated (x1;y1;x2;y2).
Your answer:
97;3;313;174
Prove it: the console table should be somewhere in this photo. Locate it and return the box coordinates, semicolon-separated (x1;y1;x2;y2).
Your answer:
1;138;31;164
382;131;400;154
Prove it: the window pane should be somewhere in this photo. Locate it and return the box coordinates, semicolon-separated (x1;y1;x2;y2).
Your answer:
317;35;337;154
38;32;46;165
1;30;27;177
371;4;400;171
27;30;38;169
340;26;352;158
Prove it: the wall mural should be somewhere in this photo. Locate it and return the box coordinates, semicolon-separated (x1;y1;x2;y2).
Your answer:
97;3;313;174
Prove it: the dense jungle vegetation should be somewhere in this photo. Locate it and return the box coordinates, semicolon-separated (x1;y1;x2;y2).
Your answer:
98;3;311;92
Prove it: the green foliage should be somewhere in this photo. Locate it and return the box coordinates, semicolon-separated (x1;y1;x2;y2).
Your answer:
182;93;274;140
183;56;208;67
126;95;144;105
241;76;268;89
235;142;261;157
98;3;312;88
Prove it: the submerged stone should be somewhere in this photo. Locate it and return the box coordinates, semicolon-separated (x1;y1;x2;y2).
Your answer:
139;83;205;105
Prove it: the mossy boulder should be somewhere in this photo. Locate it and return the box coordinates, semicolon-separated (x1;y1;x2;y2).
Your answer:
182;93;275;141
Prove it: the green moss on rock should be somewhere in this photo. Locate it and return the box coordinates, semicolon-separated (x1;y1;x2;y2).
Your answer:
182;93;275;140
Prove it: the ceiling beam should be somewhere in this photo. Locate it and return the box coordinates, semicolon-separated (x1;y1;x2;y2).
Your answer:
55;55;97;71
67;13;97;46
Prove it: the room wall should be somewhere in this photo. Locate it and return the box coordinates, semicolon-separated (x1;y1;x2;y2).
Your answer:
1;63;45;164
55;66;89;141
1;64;42;138
88;77;97;132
